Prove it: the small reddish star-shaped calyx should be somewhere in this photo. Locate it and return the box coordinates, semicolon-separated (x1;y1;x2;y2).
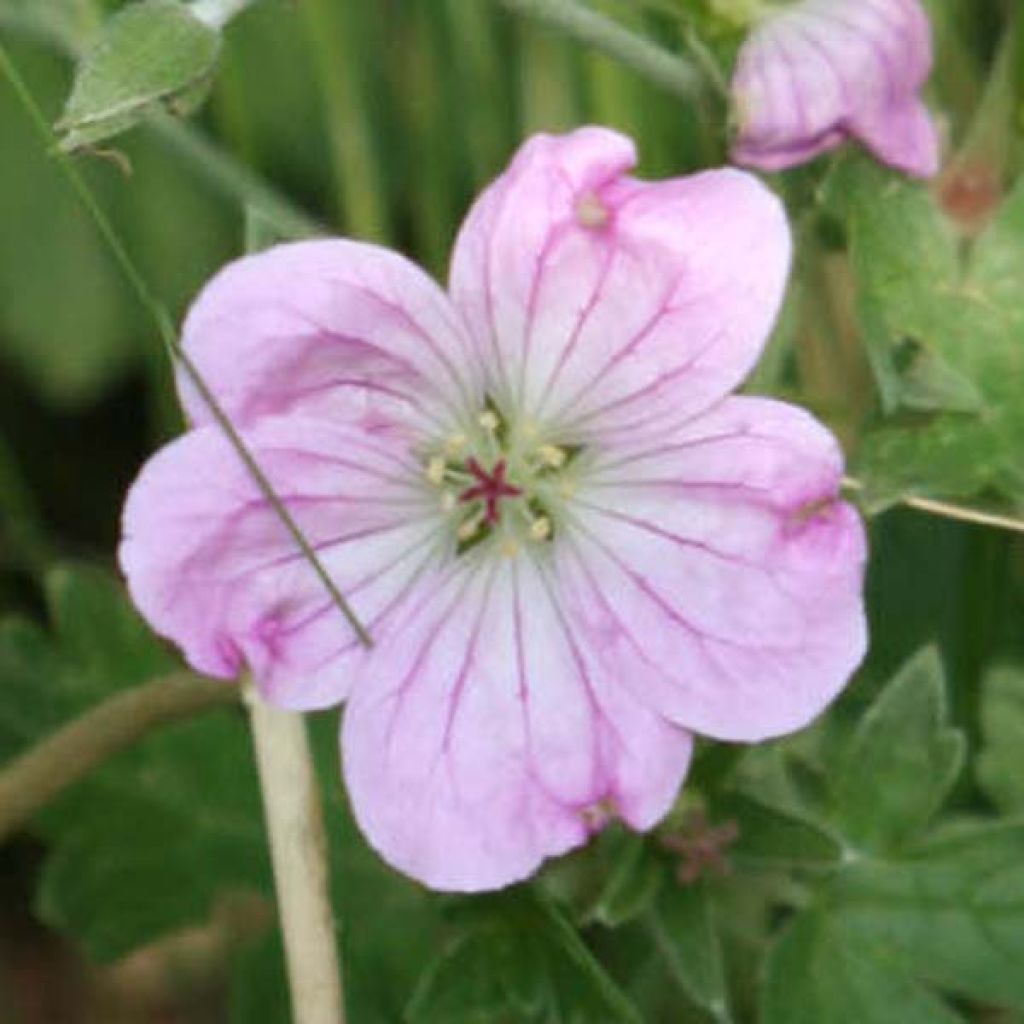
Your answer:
459;458;523;524
660;809;740;885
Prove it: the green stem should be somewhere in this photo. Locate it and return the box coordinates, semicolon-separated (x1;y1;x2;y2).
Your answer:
842;476;1024;536
0;673;238;843
494;0;703;101
0;41;372;648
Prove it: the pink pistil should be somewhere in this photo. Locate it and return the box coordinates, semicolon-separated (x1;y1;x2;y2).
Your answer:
459;458;523;524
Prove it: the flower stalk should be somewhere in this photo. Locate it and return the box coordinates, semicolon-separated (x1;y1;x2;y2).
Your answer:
842;477;1024;537
0;673;238;844
494;0;703;101
244;681;345;1024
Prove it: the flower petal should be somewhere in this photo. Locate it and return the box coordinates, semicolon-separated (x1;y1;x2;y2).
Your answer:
342;554;693;891
449;128;790;436
732;0;937;178
561;396;867;742
850;95;939;178
119;415;445;709
179;240;476;437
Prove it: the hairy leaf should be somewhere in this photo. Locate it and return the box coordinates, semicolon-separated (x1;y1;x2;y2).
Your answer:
830;647;965;853
57;0;220;151
977;663;1024;813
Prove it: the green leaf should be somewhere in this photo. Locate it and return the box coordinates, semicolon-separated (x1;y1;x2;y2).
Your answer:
406;930;530;1024
762;909;963;1024
0;41;141;407
587;832;665;929
977;664;1024;813
0;565;173;755
854;416;1008;513
888;336;984;415
826;157;1024;505
718;792;843;870
228;931;291;1024
830;646;965;853
0;565;444;1021
647;881;729;1021
0;565;269;961
833;822;1024;1009
56;0;221;151
824;157;964;414
407;891;643;1024
966;179;1024;369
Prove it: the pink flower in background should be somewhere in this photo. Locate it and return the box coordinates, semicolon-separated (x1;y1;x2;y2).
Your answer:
731;0;939;177
120;127;867;891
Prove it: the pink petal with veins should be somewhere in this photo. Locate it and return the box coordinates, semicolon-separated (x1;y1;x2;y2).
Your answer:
342;556;693;892
449;129;791;434
560;397;866;741
120;415;445;709
179;240;477;437
732;0;939;177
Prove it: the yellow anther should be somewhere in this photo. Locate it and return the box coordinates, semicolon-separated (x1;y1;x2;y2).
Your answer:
426;455;447;486
537;444;567;469
529;517;552;542
440;491;457;512
479;410;500;432
576;191;610;230
445;433;467;456
500;538;520;559
457;514;483;541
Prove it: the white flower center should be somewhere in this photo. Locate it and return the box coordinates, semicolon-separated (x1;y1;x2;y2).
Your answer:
421;403;580;557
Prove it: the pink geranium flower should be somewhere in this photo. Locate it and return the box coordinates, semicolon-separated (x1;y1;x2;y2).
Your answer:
120;128;867;891
731;0;940;178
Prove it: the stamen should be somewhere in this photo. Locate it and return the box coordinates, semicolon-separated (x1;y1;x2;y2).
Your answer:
457;512;485;541
426;455;447;486
500;538;520;558
440;491;457;512
581;796;616;830
576;191;610;229
537;444;567;469
445;433;467;456
529;516;551;542
479;410;500;433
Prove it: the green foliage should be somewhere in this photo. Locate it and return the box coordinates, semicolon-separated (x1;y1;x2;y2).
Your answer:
763;909;963;1024
977;663;1024;812
647;881;728;1021
407;891;643;1024
56;0;221;152
0;568;447;1019
717;792;842;870
0;43;137;406
832;823;1024;1009
826;157;1024;509
830;647;965;853
588;831;665;929
757;648;1024;1019
0;565;269;961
